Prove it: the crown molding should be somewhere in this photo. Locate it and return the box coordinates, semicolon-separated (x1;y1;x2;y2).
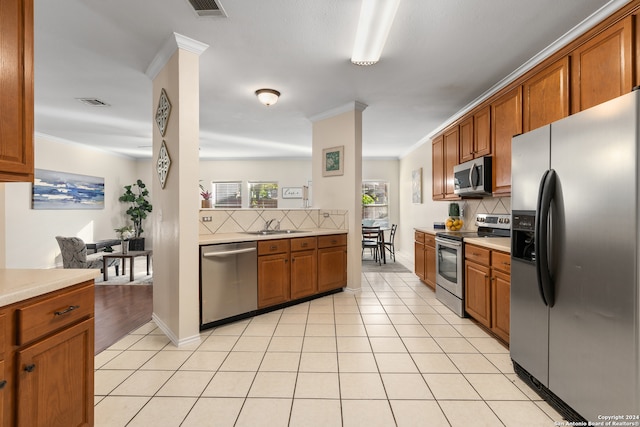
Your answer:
145;32;209;80
309;101;368;122
425;0;629;141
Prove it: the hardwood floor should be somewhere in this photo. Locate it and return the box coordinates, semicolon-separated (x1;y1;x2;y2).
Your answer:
94;284;153;354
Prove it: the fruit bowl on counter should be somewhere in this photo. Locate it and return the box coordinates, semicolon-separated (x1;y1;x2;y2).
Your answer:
446;217;463;231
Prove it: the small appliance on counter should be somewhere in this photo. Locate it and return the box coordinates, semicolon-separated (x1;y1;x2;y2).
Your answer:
434;213;510;317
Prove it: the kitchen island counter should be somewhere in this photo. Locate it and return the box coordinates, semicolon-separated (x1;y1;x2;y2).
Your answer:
0;268;99;307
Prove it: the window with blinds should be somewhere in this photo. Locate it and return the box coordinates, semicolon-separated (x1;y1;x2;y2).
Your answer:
249;182;278;208
362;181;389;227
212;181;242;208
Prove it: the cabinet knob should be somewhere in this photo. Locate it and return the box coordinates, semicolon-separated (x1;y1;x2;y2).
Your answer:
24;364;36;373
270;245;277;251
0;380;6;389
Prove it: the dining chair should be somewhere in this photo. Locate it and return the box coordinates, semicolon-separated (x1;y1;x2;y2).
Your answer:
383;224;397;262
362;226;382;265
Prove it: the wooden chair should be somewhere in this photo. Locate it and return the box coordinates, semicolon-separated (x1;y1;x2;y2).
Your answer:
362;226;382;265
383;224;397;262
56;236;120;275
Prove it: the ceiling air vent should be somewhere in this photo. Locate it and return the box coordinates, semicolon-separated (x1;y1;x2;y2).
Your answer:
187;0;227;17
76;98;110;107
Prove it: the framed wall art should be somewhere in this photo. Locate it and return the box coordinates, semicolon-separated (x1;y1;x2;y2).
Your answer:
412;167;422;203
322;145;344;177
32;169;104;210
282;187;303;199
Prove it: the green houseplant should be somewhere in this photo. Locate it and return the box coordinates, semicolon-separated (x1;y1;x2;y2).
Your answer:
119;179;152;250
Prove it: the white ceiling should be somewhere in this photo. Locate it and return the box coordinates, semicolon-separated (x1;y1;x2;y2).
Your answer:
34;0;618;160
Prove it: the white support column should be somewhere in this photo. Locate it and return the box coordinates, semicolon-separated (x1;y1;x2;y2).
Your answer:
311;101;367;291
145;33;208;346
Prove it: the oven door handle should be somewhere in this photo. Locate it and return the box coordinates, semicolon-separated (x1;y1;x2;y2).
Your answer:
435;238;462;248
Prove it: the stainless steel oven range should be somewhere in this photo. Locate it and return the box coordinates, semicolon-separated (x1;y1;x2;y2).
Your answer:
435;213;511;317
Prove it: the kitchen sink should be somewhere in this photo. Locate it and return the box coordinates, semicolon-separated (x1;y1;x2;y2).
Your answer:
243;229;306;235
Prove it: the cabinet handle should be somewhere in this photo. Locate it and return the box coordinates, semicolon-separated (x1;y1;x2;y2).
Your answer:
0;380;6;389
270;245;278;250
502;262;510;266
331;240;337;244
24;364;35;373
54;305;80;316
301;243;308;247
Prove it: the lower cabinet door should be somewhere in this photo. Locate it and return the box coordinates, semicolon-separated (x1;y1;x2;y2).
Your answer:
317;246;347;292
258;253;290;308
464;261;491;328
290;249;317;300
491;269;511;343
16;317;94;427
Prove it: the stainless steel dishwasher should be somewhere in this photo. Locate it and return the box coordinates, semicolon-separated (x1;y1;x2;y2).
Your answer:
200;241;257;327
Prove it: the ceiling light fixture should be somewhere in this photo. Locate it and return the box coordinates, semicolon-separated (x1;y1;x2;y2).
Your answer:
255;89;280;106
351;0;401;66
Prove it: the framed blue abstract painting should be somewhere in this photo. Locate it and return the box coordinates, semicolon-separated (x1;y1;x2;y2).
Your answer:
32;169;104;210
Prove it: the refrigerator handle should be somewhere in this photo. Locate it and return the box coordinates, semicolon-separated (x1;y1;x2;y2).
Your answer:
535;169;556;307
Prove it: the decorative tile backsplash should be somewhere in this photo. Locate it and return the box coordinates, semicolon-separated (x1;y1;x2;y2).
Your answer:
199;209;348;235
459;197;511;230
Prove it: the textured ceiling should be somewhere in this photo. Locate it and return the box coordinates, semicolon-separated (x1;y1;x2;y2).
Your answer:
34;0;619;159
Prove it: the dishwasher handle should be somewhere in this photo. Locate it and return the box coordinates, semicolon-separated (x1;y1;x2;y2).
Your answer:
203;247;257;257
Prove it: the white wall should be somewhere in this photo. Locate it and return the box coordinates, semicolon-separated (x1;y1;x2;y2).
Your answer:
199;159;312;209
1;135;143;268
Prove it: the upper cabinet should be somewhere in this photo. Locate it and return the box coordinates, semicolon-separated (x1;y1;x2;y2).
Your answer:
491;87;522;196
460;107;491;162
571;17;633;114
432;135;444;200
0;0;34;182
443;126;460;199
524;57;569;132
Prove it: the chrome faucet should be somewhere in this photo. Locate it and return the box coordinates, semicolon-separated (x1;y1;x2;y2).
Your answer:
264;218;280;231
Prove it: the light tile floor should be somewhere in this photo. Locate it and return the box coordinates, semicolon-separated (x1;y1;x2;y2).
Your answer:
94;271;563;426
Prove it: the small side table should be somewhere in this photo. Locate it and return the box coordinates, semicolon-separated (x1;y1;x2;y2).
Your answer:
102;250;153;282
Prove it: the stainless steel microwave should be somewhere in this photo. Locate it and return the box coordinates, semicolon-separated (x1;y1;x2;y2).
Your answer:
453;156;492;196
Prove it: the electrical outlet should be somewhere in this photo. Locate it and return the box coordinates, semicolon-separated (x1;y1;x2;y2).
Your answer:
202;216;212;222
323;212;330;218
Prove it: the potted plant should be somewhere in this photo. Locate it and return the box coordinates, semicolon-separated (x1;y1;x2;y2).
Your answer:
114;225;135;254
119;179;152;250
200;184;212;208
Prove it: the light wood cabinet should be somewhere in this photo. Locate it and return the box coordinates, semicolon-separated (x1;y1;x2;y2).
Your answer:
464;244;511;343
317;234;347;292
1;281;95;426
490;251;511;343
257;240;291;308
290;237;317;300
524;57;570;132
491;86;522;196
464;245;491;328
256;234;346;310
443;126;460;199
432;127;459;200
414;231;436;290
460;107;491;162
571;17;633;114
0;0;34;183
431;135;444;200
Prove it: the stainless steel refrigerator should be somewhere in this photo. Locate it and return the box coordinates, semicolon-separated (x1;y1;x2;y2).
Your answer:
511;90;640;422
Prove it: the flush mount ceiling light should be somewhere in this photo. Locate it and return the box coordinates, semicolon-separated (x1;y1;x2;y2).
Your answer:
351;0;401;66
255;89;280;106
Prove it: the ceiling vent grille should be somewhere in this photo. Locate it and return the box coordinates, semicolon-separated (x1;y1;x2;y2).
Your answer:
76;98;110;107
187;0;227;17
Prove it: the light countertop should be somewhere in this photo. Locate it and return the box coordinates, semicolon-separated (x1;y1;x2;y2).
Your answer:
0;268;99;307
200;229;348;245
414;227;439;235
464;237;511;253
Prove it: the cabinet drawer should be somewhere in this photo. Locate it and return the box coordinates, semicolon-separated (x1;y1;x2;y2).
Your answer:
414;231;425;243
258;239;290;255
492;250;511;274
465;244;490;265
17;284;94;345
424;233;436;247
291;237;317;252
318;234;346;248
